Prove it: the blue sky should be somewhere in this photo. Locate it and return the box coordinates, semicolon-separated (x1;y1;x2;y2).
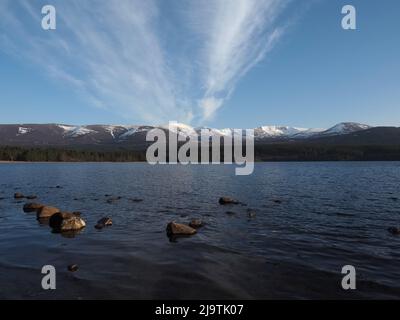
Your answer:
0;0;399;129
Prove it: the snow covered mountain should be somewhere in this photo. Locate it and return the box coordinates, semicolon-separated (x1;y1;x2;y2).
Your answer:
253;122;372;140
317;122;371;136
0;122;373;147
253;126;325;139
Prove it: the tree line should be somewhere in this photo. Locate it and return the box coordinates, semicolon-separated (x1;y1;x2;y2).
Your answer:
1;144;400;162
0;146;146;162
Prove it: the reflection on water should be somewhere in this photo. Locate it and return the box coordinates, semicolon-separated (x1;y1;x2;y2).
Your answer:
0;162;400;299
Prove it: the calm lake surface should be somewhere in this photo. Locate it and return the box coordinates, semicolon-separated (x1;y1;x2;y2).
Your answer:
0;162;400;299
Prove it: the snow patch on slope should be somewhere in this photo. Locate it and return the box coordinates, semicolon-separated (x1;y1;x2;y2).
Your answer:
103;125;117;139
160;122;198;137
58;125;96;137
17;127;32;136
118;126;153;139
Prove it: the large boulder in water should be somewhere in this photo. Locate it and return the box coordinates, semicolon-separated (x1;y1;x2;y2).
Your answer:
23;202;44;213
37;206;60;219
49;212;86;232
219;197;239;205
166;222;197;236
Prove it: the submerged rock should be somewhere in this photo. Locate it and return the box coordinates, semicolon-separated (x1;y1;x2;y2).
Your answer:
26;195;37;200
95;217;113;229
166;222;197;236
59;229;83;238
247;211;257;218
388;227;400;235
219;197;239;205
130;198;143;203
273;199;282;204
107;196;122;204
225;211;236;215
23;202;44;213
50;212;86;232
189;219;203;229
14;192;25;199
67;264;79;272
37;206;60;219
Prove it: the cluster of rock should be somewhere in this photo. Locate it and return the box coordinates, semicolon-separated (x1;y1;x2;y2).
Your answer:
23;201;115;234
165;197;245;239
49;212;86;232
166;219;203;239
24;203;87;232
20;190;118;235
19;192;118;273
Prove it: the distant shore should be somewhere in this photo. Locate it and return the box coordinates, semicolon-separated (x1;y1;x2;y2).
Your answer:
0;160;144;164
2;144;400;162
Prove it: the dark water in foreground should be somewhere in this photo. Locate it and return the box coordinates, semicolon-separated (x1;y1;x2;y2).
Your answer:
0;162;400;299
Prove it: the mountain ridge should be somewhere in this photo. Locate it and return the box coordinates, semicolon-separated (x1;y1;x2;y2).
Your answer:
0;121;372;138
1;122;399;149
1;122;400;162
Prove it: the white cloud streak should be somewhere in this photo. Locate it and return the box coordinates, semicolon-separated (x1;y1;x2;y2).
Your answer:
0;0;290;124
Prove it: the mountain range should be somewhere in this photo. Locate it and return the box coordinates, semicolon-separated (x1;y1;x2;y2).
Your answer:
1;122;400;162
0;122;399;151
0;122;379;143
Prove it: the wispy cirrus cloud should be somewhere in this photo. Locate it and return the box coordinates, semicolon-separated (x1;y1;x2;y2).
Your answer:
0;0;290;124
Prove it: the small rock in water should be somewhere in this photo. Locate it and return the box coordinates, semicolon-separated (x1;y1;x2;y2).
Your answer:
273;199;282;204
23;202;44;213
14;192;25;199
130;198;143;202
107;196;122;204
49;212;86;232
189;219;203;229
219;197;239;205
388;227;400;235
166;222;197;236
225;211;236;215
389;197;399;201
26;195;37;200
37;206;60;219
247;211;257;218
95;217;113;229
67;264;78;272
